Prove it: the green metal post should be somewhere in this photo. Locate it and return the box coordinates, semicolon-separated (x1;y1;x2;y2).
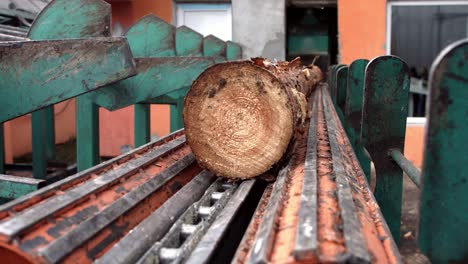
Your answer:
134;103;151;147
345;59;370;182
335;66;348;127
419;40;468;263
170;99;185;132
336;66;349;113
0;124;4;174
76;98;100;171
361;56;409;245
331;64;346;103
32;110;47;179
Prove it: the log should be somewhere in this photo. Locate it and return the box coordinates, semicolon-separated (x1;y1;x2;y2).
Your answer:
183;58;323;179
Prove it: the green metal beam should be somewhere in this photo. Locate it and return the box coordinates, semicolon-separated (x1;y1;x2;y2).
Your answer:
419;40;468;263
0;38;135;123
361;56;410;245
0;175;45;200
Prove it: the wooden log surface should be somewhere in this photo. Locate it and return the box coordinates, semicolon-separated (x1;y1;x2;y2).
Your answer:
184;58;323;179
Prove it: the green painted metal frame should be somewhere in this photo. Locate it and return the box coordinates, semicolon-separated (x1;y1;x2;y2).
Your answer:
0;174;45;201
360;56;410;245
418;39;468;263
25;0;113;179
0;38;135;179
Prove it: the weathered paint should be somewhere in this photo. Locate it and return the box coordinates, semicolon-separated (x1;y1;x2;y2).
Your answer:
0;175;44;200
27;0;111;40
361;56;410;245
336;66;349;114
27;0;112;179
88;57;215;110
345;59;370;181
204;35;227;62
0;39;135;123
176;26;203;57
0;125;4;174
126;15;176;57
226;41;243;60
419;40;468;263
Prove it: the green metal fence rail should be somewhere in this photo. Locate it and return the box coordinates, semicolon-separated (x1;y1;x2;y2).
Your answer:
0;37;136;199
328;40;468;263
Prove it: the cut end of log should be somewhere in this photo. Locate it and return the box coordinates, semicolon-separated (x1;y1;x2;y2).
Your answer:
184;61;294;179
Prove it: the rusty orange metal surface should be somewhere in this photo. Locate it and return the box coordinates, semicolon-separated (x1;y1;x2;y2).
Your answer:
233;86;401;264
0;131;201;263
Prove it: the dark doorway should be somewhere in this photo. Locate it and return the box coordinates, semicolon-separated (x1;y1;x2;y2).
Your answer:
286;5;338;74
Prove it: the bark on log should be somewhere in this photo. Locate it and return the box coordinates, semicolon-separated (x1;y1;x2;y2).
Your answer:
183;58;323;179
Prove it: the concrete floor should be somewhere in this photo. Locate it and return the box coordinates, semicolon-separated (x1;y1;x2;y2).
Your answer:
400;175;430;264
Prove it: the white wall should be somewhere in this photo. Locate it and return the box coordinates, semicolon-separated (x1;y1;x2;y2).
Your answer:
232;0;286;59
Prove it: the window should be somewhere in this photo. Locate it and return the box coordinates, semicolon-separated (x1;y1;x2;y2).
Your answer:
387;1;468;117
176;3;232;41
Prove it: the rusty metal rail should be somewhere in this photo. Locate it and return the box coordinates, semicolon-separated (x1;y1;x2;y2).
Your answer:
0;85;399;264
233;85;401;264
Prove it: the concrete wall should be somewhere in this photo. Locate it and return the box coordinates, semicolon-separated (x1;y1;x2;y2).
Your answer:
232;0;286;60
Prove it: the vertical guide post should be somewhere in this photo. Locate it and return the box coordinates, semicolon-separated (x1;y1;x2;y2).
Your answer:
32;110;47;179
76;98;100;171
419;40;468;263
361;56;409;245
134;104;151;147
335;66;349;125
0;124;4;174
345;59;371;182
331;64;346;103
